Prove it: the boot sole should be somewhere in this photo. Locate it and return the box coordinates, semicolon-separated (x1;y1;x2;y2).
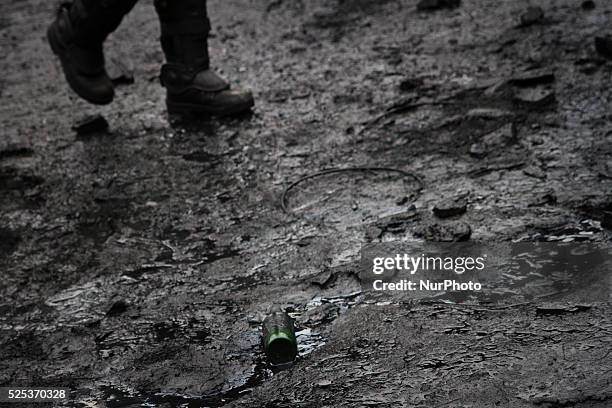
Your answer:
47;25;114;106
166;98;254;117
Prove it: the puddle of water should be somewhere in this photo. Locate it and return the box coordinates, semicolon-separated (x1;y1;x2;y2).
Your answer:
285;292;366;359
295;327;326;357
515;219;603;242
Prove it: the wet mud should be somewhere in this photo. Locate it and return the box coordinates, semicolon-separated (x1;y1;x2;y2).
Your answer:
1;0;611;407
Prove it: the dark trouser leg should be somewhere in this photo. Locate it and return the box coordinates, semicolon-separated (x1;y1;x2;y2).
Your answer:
154;0;210;69
48;0;138;104
69;0;140;45
154;0;254;116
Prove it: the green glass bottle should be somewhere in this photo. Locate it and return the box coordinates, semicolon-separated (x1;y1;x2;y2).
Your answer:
262;305;298;365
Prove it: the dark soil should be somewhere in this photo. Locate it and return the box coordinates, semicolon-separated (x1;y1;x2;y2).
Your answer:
1;0;611;407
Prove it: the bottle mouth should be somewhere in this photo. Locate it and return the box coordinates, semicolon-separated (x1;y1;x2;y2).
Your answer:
266;333;297;365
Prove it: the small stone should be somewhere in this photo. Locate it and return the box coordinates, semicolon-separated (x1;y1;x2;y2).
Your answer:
93;188;113;203
581;1;596;10
72;114;109;135
107;57;135;86
518;6;544;27
595;36;612;59
532;191;557;206
311;270;334;288
523;165;546;179
106;299;129;316
513;87;555;106
415;222;471;242
433;198;467;218
365;225;384;241
469;143;487;158
602;211;612;230
510;68;555;87
399;77;423;92
302;303;339;325
483;80;511;96
536;304;591;315
596;159;612;179
471;77;503;90
396;196;410;206
482;123;516;147
417;0;461;12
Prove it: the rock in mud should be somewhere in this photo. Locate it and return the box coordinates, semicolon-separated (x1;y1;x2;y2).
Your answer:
72;114;109;135
433;198;467;218
513;87;556;106
395;196;410;205
594;36;612;59
468;124;515;157
398;77;423;92
415;221;471;242
581;1;596;10
530;191;557;207
482;123;516;147
107;58;135;86
596;160;612;179
510;68;555;87
469;142;487;158
523;165;546;179
301;303;340;326
365;225;384;240
416;0;460;12
106;299;129;316
374;209;419;236
536;304;591;316
311;269;335;288
518;6;545;27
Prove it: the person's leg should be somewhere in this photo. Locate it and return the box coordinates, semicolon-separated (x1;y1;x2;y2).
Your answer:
154;0;211;70
154;0;254;116
47;0;139;105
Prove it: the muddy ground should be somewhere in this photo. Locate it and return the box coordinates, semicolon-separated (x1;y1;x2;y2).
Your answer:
1;0;611;407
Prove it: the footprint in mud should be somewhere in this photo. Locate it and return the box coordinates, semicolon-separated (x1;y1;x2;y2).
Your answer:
283;168;422;228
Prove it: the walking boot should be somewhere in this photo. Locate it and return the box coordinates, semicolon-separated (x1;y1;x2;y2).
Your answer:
155;0;254;116
47;0;138;105
160;64;254;116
